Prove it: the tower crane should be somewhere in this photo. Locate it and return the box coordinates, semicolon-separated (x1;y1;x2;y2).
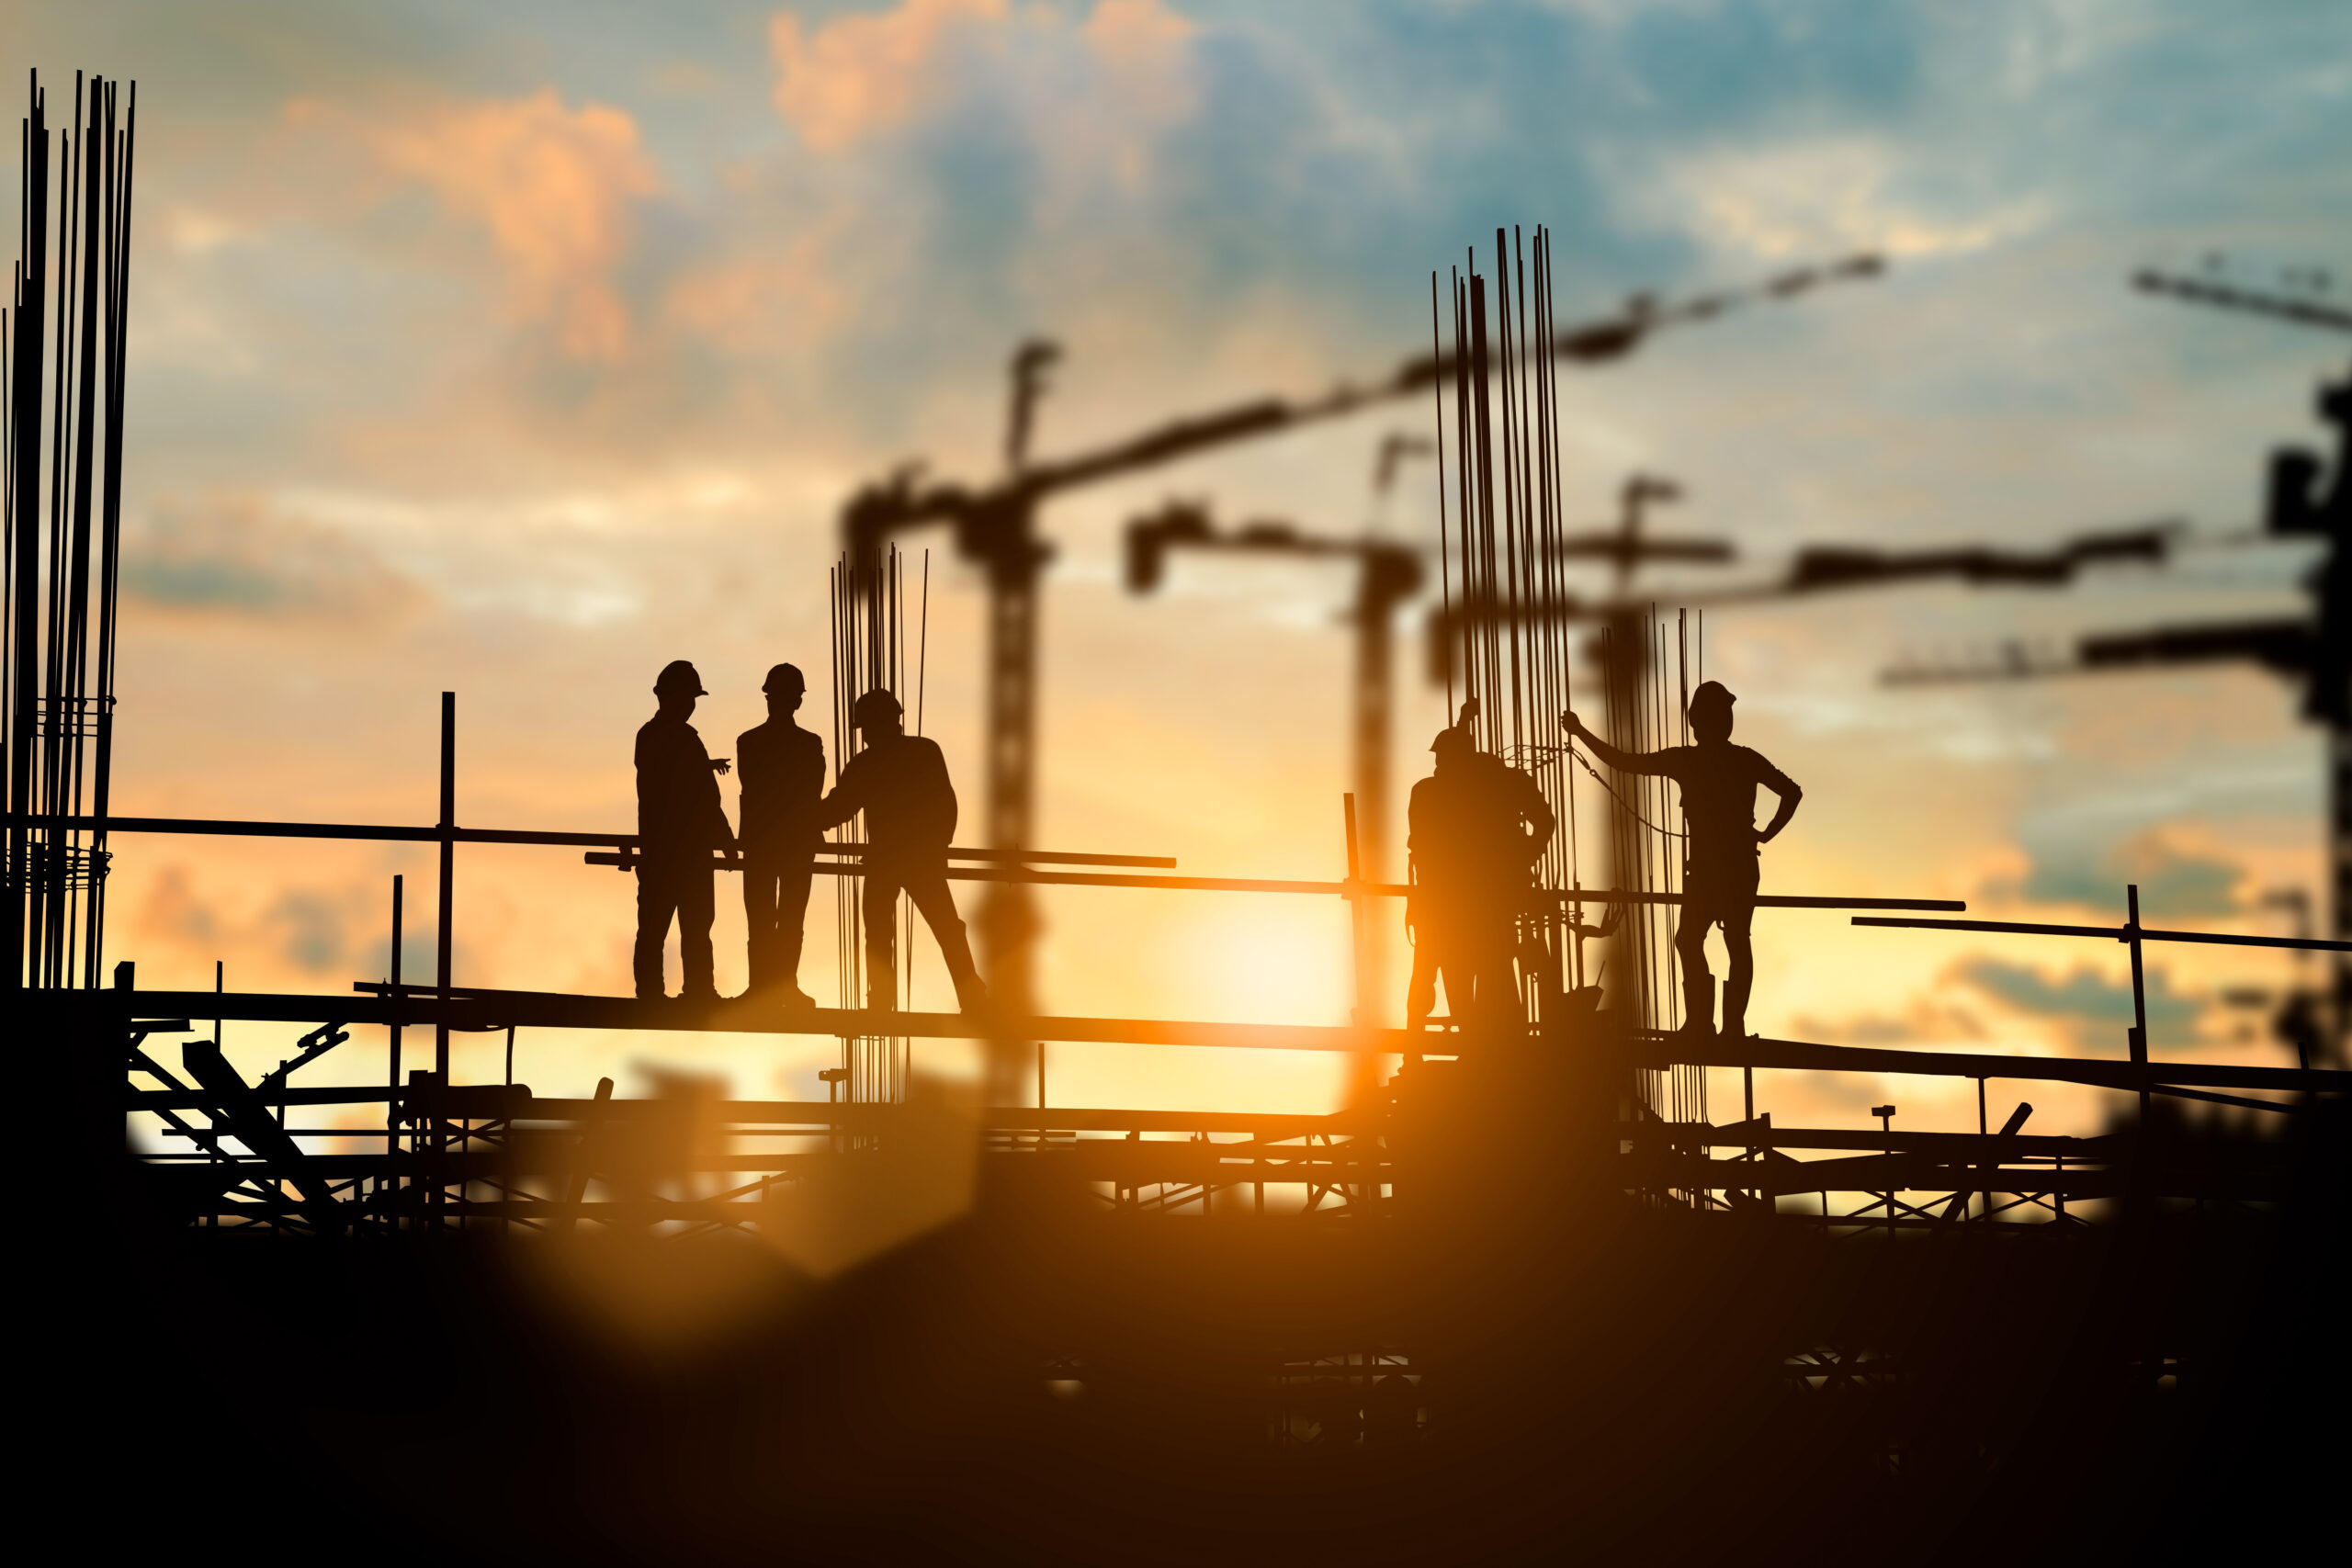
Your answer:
1887;363;2349;1058
842;254;1885;1020
2132;257;2351;335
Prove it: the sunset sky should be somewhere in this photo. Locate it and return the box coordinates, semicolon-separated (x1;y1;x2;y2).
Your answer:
16;0;2347;1140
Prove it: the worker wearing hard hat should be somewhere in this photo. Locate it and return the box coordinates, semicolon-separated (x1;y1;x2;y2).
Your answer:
1564;680;1801;1041
1405;696;1555;1031
738;663;825;1008
812;688;989;1013
633;660;735;1003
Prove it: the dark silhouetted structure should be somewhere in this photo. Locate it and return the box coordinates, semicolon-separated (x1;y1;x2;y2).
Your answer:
633;660;734;1001
816;688;988;1012
1406;698;1555;1029
738;662;824;1006
1566;681;1800;1039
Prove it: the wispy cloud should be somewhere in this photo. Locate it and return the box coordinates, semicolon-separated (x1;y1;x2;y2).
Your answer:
369;89;661;360
1995;824;2248;921
121;493;425;626
1956;953;2204;1050
769;0;1011;152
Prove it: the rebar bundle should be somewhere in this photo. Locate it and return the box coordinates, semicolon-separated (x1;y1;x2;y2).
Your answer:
6;72;137;993
826;545;925;1103
1436;227;1704;1122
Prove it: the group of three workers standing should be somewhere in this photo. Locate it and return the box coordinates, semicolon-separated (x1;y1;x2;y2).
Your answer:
629;657;988;1014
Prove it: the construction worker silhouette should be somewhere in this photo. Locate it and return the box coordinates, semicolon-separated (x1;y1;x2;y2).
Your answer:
1406;697;1555;1029
813;688;989;1013
634;660;736;1002
738;663;825;1007
1565;680;1801;1040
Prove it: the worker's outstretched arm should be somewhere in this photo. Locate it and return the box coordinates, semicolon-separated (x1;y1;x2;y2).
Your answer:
1758;773;1803;845
1561;710;1665;775
811;769;866;833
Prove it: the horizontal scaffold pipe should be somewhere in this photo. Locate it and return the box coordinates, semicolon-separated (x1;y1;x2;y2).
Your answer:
1852;913;2351;953
10;814;1955;907
1634;1030;2348;1096
141;1145;1385;1182
8;814;1172;869
1645;1122;2114;1157
583;862;1965;903
86;987;1405;1053
78;988;2349;1099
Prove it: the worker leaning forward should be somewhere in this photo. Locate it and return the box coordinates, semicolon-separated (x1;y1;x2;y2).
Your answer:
1405;698;1555;1031
813;688;989;1014
1565;680;1801;1041
738;662;825;1008
634;660;736;1003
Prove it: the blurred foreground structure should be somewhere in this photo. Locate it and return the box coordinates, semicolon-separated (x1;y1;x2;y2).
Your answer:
14;85;2351;1563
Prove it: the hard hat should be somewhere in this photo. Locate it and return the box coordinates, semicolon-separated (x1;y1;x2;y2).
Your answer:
852;687;903;727
655;660;707;697
1430;724;1475;758
1690;679;1736;714
763;662;806;694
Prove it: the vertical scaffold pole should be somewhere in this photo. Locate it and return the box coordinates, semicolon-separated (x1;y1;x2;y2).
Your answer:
436;692;454;1080
2125;883;2148;1125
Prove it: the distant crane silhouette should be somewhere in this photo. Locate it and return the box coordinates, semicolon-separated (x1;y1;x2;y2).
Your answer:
2132;256;2351;335
842;255;1885;1022
1887;363;2349;1059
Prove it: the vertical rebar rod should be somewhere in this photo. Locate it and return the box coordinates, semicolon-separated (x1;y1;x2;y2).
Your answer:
1430;273;1453;724
6;81;50;991
1451;271;1474;720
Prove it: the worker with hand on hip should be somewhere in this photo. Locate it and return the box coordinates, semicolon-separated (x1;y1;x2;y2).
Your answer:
1564;680;1800;1041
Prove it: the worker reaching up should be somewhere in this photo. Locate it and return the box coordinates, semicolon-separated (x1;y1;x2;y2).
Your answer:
813;689;990;1014
1564;681;1801;1042
1405;697;1555;1030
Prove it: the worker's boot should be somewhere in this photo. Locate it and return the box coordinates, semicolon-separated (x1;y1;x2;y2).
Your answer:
1679;973;1716;1039
1722;973;1753;1043
941;922;991;1016
866;955;899;1015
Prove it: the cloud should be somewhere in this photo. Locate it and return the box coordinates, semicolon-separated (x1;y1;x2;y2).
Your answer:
1650;136;2047;263
2002;827;2246;920
765;0;1197;165
265;889;355;975
769;0;1010;152
1956;955;2203;1046
123;858;443;992
1787;995;1990;1045
1085;0;1197;122
374;89;660;361
120;494;424;625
